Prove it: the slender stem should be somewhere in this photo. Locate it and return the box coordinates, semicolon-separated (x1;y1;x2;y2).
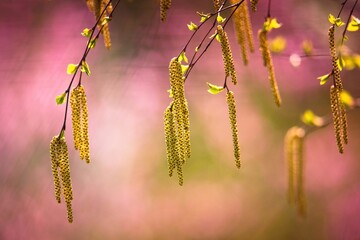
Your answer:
58;0;121;136
183;0;244;80
267;0;272;18
341;0;358;45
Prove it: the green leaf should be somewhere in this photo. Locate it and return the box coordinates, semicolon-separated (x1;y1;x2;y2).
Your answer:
101;16;111;26
67;64;78;75
216;14;226;23
269;36;286;53
340;90;355;107
81;61;91;76
264;17;282;32
337;56;345;71
179;51;188;63
317;72;332;85
207;82;224;95
301;110;323;127
347;16;360;32
197;12;210;23
328;14;344;27
81;28;93;37
56;92;67;105
181;65;189;74
187;22;198;31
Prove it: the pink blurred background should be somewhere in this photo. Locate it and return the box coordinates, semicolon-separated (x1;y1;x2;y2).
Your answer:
0;0;360;239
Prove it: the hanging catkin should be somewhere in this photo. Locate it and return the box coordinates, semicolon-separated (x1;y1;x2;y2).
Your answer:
70;85;91;163
259;29;281;106
165;58;191;186
226;91;241;168
328;26;348;152
50;135;74;223
231;0;255;65
284;127;306;217
217;25;237;85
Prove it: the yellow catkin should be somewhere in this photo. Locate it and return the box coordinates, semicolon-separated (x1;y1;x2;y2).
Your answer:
284;127;296;205
167;58;190;185
284;127;306;217
217;25;237;85
50;136;62;203
70;88;81;151
160;0;171;22
328;26;343;91
164;104;176;177
78;85;90;163
250;0;258;12
330;85;344;153
226;91;241;168
242;0;255;53
340;102;348;144
100;0;112;49
66;201;73;223
184;100;191;159
231;0;248;65
59;137;73;202
259;30;282;107
50;135;74;223
294;130;306;217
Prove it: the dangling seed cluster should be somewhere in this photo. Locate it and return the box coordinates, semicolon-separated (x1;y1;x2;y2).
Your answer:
70;85;91;163
284;126;306;217
164;58;191;185
217;25;237;85
328;26;348;153
50;135;74;223
250;0;259;11
259;28;282;106
226;91;241;168
160;0;172;22
231;0;254;65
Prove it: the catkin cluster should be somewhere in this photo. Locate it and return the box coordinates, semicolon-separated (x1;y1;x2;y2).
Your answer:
160;0;172;22
85;0;112;49
164;58;191;186
50;135;74;223
328;26;348;153
230;0;255;65
258;29;282;107
226;91;241;168
284;126;306;217
217;25;237;85
250;0;259;11
70;85;91;163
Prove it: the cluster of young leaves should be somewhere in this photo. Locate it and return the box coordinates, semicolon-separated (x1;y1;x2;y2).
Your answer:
317;13;360;85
